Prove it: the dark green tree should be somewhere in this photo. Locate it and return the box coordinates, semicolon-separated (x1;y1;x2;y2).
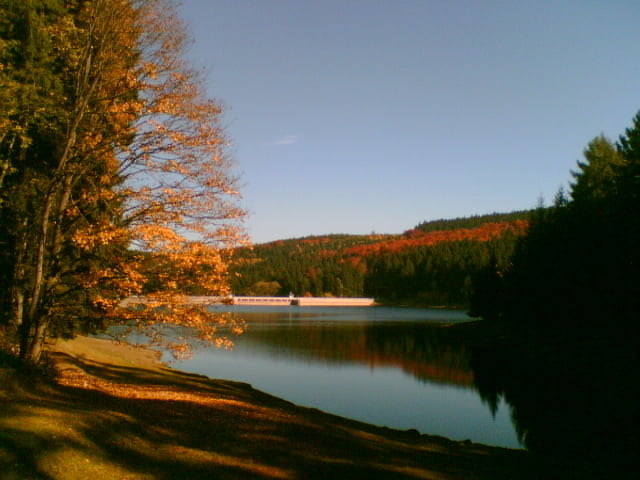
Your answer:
472;111;639;339
468;113;640;466
570;134;625;204
613;111;640;326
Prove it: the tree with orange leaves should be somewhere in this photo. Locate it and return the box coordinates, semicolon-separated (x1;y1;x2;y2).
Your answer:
0;0;246;363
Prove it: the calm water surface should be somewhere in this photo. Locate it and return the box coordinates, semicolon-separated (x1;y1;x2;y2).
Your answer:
167;306;522;449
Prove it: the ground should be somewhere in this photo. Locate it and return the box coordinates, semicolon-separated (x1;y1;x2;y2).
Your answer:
0;336;602;479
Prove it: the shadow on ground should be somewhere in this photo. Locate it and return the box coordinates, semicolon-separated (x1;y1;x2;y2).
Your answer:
0;337;604;480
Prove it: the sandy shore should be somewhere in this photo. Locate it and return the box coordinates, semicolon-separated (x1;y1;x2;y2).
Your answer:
0;336;600;479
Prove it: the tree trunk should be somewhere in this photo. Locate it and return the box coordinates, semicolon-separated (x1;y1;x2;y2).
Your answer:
18;317;49;364
10;220;29;328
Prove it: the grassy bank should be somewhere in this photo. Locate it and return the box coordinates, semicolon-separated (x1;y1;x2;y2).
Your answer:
1;335;597;479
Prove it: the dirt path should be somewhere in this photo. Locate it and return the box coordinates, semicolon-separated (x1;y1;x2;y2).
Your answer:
0;336;595;479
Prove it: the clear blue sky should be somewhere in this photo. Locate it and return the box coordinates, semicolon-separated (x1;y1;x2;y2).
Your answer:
179;0;640;244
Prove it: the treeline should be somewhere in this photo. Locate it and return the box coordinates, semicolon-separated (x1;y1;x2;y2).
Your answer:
469;117;639;338
468;113;640;464
231;212;531;306
414;210;531;233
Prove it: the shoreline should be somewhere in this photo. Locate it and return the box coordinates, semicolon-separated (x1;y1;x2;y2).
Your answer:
0;335;601;479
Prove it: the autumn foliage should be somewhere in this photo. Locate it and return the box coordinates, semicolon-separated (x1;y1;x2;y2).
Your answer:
343;221;528;257
0;0;245;363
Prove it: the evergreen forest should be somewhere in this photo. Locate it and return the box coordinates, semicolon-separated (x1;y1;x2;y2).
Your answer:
469;117;639;338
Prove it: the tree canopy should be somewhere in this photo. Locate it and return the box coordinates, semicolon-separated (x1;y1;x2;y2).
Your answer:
0;0;246;363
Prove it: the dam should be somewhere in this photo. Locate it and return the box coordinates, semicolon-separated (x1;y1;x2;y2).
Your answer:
121;295;376;307
232;296;376;306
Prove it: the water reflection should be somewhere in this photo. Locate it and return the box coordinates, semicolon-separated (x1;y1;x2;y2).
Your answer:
470;335;639;468
170;306;522;448
243;319;475;387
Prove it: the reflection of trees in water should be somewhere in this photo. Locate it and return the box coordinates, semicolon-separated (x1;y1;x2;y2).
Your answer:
363;324;473;386
470;334;638;469
243;321;474;387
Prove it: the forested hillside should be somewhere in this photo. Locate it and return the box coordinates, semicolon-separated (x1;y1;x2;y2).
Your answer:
231;211;531;306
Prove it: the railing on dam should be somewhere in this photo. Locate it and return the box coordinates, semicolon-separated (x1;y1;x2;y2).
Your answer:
121;295;376;307
232;296;292;305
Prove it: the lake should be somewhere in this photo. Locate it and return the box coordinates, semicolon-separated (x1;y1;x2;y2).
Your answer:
163;305;523;449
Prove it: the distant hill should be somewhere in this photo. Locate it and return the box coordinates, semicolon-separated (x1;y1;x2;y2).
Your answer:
230;210;533;307
413;210;532;233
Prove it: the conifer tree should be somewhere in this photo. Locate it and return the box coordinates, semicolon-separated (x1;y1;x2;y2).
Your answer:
570;135;625;204
471;111;640;335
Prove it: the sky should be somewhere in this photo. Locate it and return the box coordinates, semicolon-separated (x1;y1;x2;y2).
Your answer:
178;0;640;244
